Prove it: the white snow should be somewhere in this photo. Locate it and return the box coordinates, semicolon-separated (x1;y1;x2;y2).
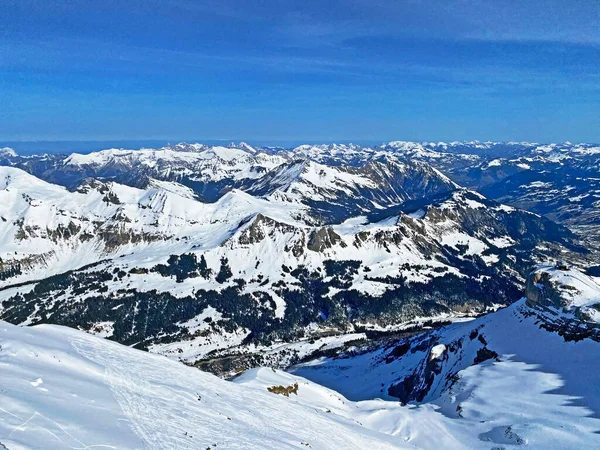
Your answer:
4;310;599;450
488;235;516;248
523;181;553;189
439;231;487;255
569;193;590;202
0;147;17;157
535;265;600;312
481;253;500;265
429;344;446;360
291;297;600;449
0;321;402;449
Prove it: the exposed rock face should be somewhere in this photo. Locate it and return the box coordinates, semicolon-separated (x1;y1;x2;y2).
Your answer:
524;265;600;341
237;214;297;245
387;338;447;403
307;227;345;252
473;347;499;365
526;265;599;317
227;213;307;257
238;213;270;244
525;270;563;309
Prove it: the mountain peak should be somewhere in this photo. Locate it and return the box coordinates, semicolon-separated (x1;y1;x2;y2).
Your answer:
0;147;17;158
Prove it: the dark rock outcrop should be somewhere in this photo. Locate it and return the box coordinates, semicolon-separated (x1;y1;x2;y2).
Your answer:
307;227;345;252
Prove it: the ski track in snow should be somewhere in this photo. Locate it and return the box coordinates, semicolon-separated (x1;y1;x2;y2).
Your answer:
71;336;221;450
1;407;118;450
67;332;401;450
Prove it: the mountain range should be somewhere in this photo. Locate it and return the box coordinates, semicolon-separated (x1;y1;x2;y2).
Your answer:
1;140;600;447
1;141;596;372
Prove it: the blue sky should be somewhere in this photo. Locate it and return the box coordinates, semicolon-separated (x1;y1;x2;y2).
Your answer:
1;0;599;143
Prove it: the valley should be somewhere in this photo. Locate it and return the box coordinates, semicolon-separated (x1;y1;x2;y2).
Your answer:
0;142;596;374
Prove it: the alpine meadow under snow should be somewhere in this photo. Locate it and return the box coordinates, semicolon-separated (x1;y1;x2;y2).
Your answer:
1;141;600;449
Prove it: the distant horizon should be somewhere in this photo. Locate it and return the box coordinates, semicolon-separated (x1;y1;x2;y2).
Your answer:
2;138;598;156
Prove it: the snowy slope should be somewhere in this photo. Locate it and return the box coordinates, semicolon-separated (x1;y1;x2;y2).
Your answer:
1;163;572;295
288;267;600;447
292;266;600;401
0;144;596;379
2;288;599;449
0;147;17;158
528;265;600;311
239;361;600;449
0;166;306;285
4;140;599;238
0;320;404;450
62;144;287;183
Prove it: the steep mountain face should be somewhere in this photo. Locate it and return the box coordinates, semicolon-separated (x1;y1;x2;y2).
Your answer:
0;147;17;164
392;142;600;241
243;157;457;223
292;265;600;406
525;265;600;336
2;143;288;202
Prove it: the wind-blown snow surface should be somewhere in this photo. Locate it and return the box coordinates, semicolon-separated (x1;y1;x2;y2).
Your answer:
0;321;403;450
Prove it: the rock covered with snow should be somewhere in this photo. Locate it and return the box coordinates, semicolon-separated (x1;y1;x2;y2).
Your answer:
0;160;589;372
525;264;600;339
0;147;17;158
0;140;596;375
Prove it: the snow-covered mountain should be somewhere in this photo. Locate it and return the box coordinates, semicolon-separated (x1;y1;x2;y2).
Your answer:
0;163;590;374
3;140;599;235
290;264;600;447
3;140;599;236
2;264;599;449
0;141;597;372
0;165;305;282
242;157;457;222
3;143;287;202
2;141;600;447
375;141;600;242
